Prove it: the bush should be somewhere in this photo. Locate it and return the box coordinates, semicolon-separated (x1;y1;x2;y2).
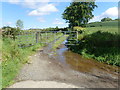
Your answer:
2;26;20;40
73;26;85;31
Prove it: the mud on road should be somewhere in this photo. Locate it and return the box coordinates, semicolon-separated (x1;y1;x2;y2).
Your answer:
10;45;119;88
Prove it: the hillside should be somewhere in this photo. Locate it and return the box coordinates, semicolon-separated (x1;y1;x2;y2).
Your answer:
87;21;118;27
86;21;118;33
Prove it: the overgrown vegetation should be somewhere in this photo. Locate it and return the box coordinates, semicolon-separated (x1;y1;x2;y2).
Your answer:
66;21;120;66
2;26;21;40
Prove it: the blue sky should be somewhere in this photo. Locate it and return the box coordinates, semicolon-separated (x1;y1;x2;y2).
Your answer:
1;1;118;29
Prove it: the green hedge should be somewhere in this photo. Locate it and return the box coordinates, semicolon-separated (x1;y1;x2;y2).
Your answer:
66;31;120;66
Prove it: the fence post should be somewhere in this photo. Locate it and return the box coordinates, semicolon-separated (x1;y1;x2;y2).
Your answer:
65;31;66;38
77;31;78;41
36;32;39;43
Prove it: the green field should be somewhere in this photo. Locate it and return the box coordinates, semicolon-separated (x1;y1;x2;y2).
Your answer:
85;21;118;34
86;21;118;27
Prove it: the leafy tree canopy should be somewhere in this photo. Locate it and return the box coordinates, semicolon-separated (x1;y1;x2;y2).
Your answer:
16;19;24;30
62;1;97;28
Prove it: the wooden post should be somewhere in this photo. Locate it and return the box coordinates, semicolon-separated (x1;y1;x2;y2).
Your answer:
40;32;42;41
36;32;39;43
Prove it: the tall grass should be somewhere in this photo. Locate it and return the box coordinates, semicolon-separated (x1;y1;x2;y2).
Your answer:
0;31;2;90
2;37;45;88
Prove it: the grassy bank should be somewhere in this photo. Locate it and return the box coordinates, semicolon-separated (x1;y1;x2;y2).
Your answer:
2;37;44;88
0;35;2;90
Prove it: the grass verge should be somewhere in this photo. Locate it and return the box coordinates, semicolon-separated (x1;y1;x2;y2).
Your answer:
2;33;63;88
2;38;45;88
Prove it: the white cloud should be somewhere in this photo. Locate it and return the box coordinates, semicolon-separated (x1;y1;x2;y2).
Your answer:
37;17;46;22
7;0;58;16
53;18;64;25
28;4;58;16
8;0;20;4
90;7;118;22
7;0;50;8
22;0;47;9
102;7;118;17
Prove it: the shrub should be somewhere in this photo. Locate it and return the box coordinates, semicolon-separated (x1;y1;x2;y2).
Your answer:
73;26;85;31
2;26;20;40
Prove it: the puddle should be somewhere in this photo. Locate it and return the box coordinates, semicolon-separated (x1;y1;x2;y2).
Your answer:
56;44;119;79
42;38;119;80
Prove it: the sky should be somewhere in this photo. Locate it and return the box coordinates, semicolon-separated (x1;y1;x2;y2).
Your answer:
1;0;119;29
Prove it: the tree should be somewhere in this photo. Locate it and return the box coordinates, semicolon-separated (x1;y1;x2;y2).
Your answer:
62;2;97;28
16;19;24;30
101;17;112;22
114;18;120;21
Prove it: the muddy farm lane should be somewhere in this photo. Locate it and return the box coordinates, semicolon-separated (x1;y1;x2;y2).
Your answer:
12;40;119;88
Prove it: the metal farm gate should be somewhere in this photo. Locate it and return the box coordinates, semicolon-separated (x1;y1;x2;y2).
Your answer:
16;30;79;47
